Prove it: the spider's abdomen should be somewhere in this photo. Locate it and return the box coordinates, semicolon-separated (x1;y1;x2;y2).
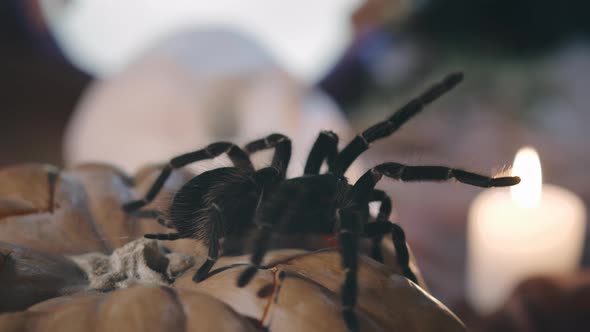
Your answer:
168;167;260;241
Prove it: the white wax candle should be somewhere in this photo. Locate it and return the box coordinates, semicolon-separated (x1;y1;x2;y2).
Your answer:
466;148;586;315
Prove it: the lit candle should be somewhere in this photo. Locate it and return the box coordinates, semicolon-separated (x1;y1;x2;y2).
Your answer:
467;147;586;315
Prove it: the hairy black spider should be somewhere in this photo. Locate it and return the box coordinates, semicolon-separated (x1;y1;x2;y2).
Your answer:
122;72;520;332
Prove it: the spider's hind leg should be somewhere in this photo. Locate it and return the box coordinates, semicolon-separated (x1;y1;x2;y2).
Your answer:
123;142;253;213
193;203;223;282
352;162;520;201
351;162;520;282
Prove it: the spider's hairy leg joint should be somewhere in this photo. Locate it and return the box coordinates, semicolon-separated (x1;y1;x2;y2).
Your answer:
322;130;339;141
358;134;370;148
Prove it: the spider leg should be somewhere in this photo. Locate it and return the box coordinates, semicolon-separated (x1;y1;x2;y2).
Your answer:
123;142;253;212
237;183;302;287
144;232;184;241
367;190;392;263
193;203;223;282
352;163;518;282
336;208;362;332
330;72;464;176
370;189;392;223
236;223;272;287
304;130;339;175
244;133;291;178
352;162;521;201
130;209;173;228
364;221;417;283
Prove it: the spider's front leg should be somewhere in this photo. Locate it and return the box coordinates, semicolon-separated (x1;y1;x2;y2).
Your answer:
350;162;520;283
236;182;303;287
353;162;520;201
330;72;464;176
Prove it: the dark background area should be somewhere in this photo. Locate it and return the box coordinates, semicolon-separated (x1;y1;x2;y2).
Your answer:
0;1;89;167
407;0;590;55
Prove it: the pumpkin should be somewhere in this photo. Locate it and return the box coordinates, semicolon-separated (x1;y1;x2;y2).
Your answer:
0;163;466;331
0;286;258;332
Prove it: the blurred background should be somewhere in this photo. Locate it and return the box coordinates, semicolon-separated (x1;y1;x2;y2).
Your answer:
2;0;590;330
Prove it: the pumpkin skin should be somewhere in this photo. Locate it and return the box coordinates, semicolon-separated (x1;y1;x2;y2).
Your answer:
0;245;465;332
0;163;465;331
175;249;466;331
0;286;258;332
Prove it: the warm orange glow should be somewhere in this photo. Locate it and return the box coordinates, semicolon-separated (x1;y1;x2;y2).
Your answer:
510;147;542;208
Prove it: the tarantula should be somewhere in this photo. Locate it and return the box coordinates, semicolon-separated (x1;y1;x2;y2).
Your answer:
122;72;520;332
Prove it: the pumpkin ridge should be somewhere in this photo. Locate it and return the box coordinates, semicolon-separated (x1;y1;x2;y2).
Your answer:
46;167;60;214
160;286;188;332
63;175;113;253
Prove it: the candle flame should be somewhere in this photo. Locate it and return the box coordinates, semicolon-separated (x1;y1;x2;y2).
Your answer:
510;147;542;208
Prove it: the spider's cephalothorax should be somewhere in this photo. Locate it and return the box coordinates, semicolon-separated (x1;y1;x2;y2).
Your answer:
122;72;520;332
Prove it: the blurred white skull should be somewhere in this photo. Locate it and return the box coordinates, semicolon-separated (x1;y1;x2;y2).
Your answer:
64;29;362;180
